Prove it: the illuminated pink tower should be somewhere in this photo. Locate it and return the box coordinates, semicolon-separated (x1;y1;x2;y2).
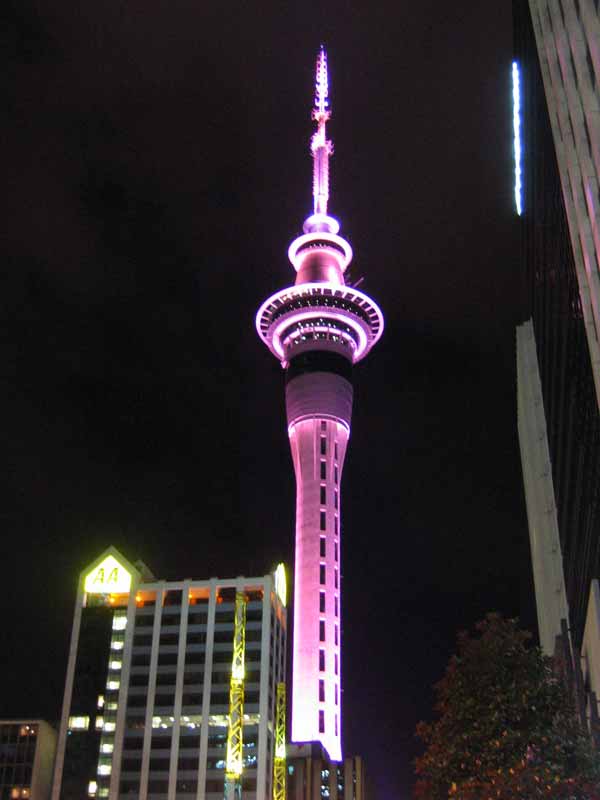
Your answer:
256;48;383;761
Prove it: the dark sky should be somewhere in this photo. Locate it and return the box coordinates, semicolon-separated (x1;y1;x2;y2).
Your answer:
3;1;534;797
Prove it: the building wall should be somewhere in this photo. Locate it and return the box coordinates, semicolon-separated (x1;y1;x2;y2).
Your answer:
517;320;569;654
0;720;57;800
52;549;286;800
287;744;372;800
514;0;600;647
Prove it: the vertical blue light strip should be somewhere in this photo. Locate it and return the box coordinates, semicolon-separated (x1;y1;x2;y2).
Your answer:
512;61;523;216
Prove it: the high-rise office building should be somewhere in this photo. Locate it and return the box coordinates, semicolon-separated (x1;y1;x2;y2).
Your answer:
51;547;287;800
256;49;383;762
0;720;57;800
514;0;600;689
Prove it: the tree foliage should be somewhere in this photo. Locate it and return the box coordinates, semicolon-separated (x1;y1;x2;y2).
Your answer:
414;614;600;799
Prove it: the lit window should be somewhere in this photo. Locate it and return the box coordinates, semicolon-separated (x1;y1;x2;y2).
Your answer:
111;641;124;651
109;660;122;671
100;743;114;754
97;695;104;709
98;789;109;798
95;717;104;731
319;620;325;641
320;511;326;531
103;721;116;733
319;650;325;671
319;680;325;702
320;537;326;557
320;565;326;585
319;592;325;613
106;701;118;711
112;615;127;631
97;765;111;776
68;716;90;731
88;781;98;797
319;710;325;733
107;680;120;691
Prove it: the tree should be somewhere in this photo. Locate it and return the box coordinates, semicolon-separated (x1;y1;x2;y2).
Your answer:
414;614;600;799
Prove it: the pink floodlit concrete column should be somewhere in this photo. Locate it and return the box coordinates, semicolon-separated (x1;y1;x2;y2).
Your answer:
286;370;352;762
255;48;383;763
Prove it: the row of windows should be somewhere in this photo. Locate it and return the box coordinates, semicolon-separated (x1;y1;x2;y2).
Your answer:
128;690;260;709
319;460;339;484
317;679;339;706
130;669;260;688
319;537;338;561
319;592;339;617
319;565;338;588
133;627;262;648
133;606;263;630
318;620;339;645
319;511;339;535
317;710;339;736
318;650;339;675
123;733;257;752
131;648;262;668
319;486;338;508
120;777;258;793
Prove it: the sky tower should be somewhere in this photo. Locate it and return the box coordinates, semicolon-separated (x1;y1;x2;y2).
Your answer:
256;48;383;762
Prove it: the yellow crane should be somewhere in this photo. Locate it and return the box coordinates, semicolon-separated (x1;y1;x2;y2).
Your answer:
273;682;286;800
224;592;247;800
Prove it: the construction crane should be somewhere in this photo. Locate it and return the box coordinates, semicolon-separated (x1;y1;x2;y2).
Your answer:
273;682;286;800
224;592;247;800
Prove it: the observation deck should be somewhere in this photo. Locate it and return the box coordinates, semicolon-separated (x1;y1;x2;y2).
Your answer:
256;281;384;365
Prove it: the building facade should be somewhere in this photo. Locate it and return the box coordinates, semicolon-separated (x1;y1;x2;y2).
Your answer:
0;720;57;800
51;547;287;800
256;48;383;762
287;744;372;800
514;0;600;690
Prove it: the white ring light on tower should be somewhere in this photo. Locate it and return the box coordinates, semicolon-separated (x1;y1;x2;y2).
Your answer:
271;310;369;361
288;233;353;271
302;214;341;234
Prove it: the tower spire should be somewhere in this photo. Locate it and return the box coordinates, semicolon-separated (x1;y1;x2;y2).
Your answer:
311;47;333;217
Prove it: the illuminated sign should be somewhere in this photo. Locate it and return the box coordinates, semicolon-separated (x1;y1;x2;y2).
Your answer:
275;563;287;607
84;555;132;595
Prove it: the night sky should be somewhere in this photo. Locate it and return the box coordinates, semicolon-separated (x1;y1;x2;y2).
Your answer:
4;1;535;797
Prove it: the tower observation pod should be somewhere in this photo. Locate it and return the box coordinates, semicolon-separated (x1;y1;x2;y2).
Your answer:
256;48;383;762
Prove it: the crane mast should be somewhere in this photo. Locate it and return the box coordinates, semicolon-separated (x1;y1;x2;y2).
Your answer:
224;592;247;800
272;682;286;800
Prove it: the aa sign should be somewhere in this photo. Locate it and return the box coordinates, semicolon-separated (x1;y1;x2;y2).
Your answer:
84;555;132;594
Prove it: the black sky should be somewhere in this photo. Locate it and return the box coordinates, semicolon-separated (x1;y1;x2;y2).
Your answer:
3;1;534;797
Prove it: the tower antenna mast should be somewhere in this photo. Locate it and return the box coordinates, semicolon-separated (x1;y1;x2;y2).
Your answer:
311;47;333;217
